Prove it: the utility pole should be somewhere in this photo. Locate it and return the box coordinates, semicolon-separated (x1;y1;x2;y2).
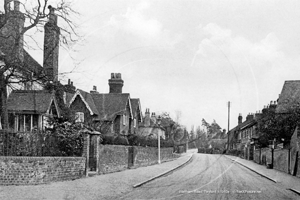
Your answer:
227;101;230;150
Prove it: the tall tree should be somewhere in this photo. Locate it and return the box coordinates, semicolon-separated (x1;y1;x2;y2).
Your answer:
0;0;79;129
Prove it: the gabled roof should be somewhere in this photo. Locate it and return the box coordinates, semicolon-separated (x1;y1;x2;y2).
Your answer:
7;90;59;116
91;93;132;121
130;98;143;121
69;89;99;115
276;80;300;114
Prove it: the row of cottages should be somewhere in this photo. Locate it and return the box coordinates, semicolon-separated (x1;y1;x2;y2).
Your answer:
228;80;300;159
0;1;165;138
0;1;70;132
68;73;166;137
68;73;143;136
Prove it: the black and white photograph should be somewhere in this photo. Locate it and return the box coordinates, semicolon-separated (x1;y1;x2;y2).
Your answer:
1;0;300;199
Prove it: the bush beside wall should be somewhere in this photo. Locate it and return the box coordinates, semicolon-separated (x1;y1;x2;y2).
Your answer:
0;157;85;185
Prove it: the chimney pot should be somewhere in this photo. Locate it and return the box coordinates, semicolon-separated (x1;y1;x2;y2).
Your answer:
93;85;97;91
71;81;73;86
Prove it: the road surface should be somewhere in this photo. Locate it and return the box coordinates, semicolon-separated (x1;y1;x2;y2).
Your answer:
116;153;299;200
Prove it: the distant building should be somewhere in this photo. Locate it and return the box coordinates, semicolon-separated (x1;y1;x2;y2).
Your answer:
138;109;165;139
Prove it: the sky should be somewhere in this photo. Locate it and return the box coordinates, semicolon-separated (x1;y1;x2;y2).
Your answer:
10;0;300;131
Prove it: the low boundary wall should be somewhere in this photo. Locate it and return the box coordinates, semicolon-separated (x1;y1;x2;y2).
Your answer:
98;145;178;174
0;157;86;185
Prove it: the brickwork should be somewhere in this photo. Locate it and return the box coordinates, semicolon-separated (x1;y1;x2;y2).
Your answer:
273;149;289;173
133;146;158;167
98;145;129;174
0;156;86;185
98;145;177;174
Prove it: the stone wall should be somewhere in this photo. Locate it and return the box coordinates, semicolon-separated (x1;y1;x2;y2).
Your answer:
97;145;178;174
0;157;85;185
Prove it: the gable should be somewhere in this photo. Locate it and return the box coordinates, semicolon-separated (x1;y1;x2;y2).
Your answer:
69;89;98;115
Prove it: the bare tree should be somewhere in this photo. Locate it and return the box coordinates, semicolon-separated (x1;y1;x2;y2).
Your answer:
0;0;79;129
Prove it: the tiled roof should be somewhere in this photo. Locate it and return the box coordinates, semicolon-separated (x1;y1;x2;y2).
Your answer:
23;50;43;74
76;89;99;115
91;93;131;121
276;80;300;113
7;90;55;114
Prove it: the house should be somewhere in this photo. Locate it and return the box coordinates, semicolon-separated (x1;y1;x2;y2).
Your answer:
69;73;143;136
6;90;60;131
138;109;165;139
228;113;260;159
0;2;75;131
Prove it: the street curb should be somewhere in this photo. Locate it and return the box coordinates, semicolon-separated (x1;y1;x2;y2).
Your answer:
289;188;300;195
133;153;194;188
225;156;277;183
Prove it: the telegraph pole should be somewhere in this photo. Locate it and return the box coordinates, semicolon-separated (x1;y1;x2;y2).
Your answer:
227;101;230;150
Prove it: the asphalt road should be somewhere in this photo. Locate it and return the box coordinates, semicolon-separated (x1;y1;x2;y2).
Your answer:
117;153;299;200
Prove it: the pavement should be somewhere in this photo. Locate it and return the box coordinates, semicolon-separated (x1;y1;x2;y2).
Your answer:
0;149;197;200
225;155;300;195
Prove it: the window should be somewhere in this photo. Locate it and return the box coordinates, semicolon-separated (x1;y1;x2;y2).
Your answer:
75;112;84;123
123;114;126;125
133;118;137;128
15;114;39;132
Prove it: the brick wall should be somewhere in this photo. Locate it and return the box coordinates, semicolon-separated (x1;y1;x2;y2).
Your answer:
0;157;86;185
98;145;129;174
97;145;178;174
273;149;289;173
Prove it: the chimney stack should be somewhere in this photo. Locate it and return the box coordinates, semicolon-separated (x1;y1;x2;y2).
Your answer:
109;73;123;93
0;1;25;62
144;108;150;127
238;113;242;125
151;112;156;125
43;5;60;82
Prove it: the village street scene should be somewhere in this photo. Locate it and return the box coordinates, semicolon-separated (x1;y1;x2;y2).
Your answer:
1;0;300;200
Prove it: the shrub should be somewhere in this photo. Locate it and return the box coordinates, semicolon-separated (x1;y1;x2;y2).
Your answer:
113;136;129;145
101;135;115;145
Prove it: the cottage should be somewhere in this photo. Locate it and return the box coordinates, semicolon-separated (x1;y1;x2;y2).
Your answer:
69;73;143;136
6;90;60;131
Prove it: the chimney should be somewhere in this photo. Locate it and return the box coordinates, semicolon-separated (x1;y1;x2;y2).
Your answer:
151;112;156;125
90;85;99;94
246;113;254;121
238;114;242;125
0;0;25;62
144;108;150;127
43;5;60;82
109;73;123;93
